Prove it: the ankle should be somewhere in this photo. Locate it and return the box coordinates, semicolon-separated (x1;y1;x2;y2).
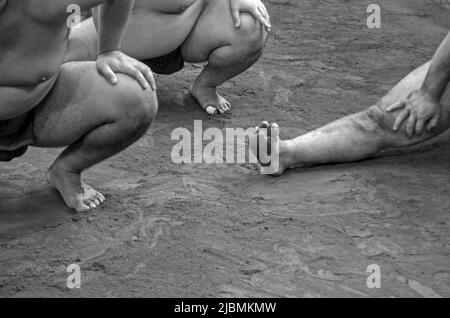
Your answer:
279;140;298;167
49;161;81;175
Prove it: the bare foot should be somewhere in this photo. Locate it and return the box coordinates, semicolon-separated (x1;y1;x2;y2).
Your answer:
47;164;105;212
190;81;231;115
249;121;296;176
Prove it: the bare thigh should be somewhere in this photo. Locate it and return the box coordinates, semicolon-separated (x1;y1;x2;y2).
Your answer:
181;0;251;62
32;61;155;148
368;61;450;147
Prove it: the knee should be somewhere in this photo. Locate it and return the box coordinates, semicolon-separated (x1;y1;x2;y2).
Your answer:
364;104;389;132
236;13;268;54
363;104;411;147
112;75;158;129
351;105;393;138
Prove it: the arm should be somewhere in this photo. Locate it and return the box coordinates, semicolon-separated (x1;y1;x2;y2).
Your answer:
95;0;156;90
97;0;133;55
387;32;450;136
421;32;450;101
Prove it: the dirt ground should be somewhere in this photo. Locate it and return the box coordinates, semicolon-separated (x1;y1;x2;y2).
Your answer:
1;0;449;298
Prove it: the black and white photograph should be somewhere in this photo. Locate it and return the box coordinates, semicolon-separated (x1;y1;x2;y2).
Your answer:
0;0;449;301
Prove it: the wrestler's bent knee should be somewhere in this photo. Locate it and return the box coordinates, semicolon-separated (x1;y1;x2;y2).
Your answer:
112;75;158;128
237;13;268;53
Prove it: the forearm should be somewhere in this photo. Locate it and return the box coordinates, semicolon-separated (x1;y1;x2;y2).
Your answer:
97;0;134;54
421;32;450;101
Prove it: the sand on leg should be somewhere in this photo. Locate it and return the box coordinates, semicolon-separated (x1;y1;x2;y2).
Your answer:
251;62;450;175
182;0;268;114
32;61;158;212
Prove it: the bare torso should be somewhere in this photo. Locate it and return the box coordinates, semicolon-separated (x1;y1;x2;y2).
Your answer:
0;0;68;120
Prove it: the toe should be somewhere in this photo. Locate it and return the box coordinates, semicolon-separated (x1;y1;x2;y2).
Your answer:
97;192;106;202
84;200;97;209
205;106;218;115
223;102;231;113
216;103;227;114
94;192;105;203
76;202;91;212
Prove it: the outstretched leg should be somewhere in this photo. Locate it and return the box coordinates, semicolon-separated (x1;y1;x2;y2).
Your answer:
33;61;158;211
182;0;268;114
252;62;450;175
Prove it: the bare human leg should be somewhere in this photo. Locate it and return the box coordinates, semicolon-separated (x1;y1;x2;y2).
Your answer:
182;0;268;114
65;1;268;115
252;62;450;175
32;61;158;211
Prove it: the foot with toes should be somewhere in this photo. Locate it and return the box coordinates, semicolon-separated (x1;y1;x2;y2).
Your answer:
47;164;105;212
190;81;231;115
249;121;295;176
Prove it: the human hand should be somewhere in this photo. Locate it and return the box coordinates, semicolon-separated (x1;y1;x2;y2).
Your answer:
230;0;271;31
96;50;156;91
387;89;442;137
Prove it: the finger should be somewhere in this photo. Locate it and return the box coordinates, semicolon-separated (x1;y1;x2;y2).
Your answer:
427;114;440;131
255;11;270;29
123;65;149;90
406;114;417;138
232;8;241;27
257;6;270;26
140;66;157;91
258;5;271;28
415;119;425;135
393;109;410;131
260;2;270;18
386;101;405;112
99;65;118;85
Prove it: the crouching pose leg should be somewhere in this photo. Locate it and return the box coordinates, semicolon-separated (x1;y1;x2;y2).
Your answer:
181;0;269;114
66;0;270;115
32;62;158;211
1;0;157;212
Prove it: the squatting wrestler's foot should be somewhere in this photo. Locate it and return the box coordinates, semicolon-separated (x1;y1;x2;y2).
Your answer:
190;81;231;115
47;164;105;212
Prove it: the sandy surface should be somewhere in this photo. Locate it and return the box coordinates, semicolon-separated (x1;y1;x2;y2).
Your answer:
1;0;449;298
